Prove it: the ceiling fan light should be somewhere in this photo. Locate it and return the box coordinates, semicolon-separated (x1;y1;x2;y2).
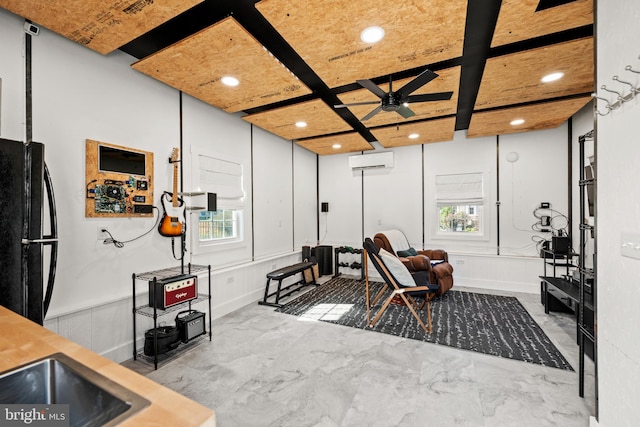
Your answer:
332;144;342;149
221;76;239;87
295;121;307;128
360;26;385;44
541;72;564;83
510;118;525;126
408;133;419;139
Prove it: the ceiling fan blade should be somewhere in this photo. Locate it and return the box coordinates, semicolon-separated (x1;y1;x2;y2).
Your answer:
406;92;453;103
361;106;383;121
397;69;438;97
396;105;416;119
356;79;387;99
334;101;381;108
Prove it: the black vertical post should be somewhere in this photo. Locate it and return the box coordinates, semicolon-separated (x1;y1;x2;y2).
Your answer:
567;118;573;245
496;136;500;256
421;144;425;249
179;92;185;274
22;25;34;320
316;154;320;243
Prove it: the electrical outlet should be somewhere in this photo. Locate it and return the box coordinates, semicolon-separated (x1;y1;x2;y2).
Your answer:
540;202;550;209
97;226;108;240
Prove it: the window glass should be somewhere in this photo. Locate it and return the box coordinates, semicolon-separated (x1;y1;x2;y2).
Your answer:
438;204;482;233
198;209;240;241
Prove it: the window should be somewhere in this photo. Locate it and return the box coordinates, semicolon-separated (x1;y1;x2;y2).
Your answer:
435;173;484;236
439;204;482;233
198;209;240;241
190;148;246;253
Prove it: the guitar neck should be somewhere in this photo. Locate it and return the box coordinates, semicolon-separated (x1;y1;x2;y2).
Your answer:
172;161;179;207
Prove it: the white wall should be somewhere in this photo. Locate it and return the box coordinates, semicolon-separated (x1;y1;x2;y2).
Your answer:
363;145;423;244
595;1;640;425
31;20;181;317
252;127;294;258
318;153;363;247
293;144;318;248
0;10;24;140
499;125;570;256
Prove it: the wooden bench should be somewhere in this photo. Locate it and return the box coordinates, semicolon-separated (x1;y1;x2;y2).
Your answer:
258;261;317;308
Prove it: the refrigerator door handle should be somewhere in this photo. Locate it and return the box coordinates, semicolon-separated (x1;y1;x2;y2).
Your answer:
21;238;59;245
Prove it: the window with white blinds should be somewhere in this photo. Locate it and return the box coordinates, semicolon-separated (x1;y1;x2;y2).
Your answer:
197;155;244;200
190;149;246;252
435;172;484;203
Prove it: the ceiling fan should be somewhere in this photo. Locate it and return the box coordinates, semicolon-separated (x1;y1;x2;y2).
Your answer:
334;69;453;121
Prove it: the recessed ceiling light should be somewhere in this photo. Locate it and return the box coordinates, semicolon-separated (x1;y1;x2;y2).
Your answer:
360;26;385;44
510;119;525;126
332;144;342;149
221;76;239;87
541;72;564;83
295;121;307;128
408;133;419;139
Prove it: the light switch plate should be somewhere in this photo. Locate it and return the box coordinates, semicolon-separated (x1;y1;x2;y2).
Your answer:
621;232;640;260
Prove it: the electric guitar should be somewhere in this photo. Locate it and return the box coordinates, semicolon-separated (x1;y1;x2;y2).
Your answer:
158;148;185;237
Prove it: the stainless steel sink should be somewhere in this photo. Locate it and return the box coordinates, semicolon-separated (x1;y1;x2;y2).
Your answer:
0;353;150;427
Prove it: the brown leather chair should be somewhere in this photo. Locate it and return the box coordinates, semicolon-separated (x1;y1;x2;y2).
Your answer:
373;230;454;296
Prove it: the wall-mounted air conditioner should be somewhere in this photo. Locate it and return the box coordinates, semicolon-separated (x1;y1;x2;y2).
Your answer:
348;152;394;170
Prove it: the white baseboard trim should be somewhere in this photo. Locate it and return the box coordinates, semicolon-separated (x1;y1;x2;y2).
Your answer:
212;289;264;319
452;277;539;295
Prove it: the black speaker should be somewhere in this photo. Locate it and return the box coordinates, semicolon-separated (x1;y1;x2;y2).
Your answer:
321;202;329;212
207;192;217;211
313;245;333;276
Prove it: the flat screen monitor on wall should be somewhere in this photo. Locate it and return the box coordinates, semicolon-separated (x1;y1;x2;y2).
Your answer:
99;145;146;175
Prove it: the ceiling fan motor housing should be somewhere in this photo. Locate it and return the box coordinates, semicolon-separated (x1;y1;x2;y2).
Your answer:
382;92;402;111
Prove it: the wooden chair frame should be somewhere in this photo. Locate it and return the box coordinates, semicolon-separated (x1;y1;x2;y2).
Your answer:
363;239;436;333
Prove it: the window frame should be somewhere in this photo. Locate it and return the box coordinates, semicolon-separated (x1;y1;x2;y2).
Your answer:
431;172;489;241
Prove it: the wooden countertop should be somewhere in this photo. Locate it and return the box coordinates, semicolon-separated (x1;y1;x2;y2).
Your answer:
0;306;215;427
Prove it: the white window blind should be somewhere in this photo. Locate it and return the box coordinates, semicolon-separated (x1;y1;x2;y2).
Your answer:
198;155;244;200
435;173;484;203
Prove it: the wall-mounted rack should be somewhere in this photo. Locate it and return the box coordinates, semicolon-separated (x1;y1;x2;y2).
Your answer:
593;54;640;115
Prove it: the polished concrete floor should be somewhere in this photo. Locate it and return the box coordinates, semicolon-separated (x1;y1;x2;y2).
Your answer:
123;282;596;426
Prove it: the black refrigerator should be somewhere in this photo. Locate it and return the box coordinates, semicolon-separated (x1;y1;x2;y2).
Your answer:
0;138;58;325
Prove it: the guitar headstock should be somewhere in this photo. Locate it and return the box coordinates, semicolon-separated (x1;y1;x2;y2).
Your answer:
169;147;179;163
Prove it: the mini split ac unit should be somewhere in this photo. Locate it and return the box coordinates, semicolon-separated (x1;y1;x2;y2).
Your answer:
348;152;394;170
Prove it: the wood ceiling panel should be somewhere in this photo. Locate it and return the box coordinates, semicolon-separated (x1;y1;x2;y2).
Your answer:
242;100;351;140
492;0;593;47
296;133;373;156
0;0;202;55
475;37;593;111
371;117;456;148
337;67;461;127
467;96;591;138
131;17;311;113
256;0;467;88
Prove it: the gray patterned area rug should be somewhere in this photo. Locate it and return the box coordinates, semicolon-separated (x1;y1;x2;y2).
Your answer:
276;276;572;371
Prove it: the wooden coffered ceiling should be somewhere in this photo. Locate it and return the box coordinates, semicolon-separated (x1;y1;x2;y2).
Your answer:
0;0;594;155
